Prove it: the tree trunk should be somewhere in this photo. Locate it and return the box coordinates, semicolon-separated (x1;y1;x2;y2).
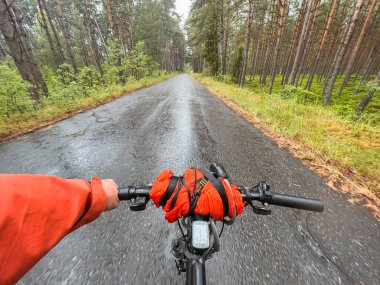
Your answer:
0;0;48;101
41;0;65;64
354;39;379;95
239;0;253;87
269;0;286;94
79;31;90;66
55;0;78;73
338;0;377;96
37;0;61;67
251;37;260;79
126;0;135;48
356;68;379;114
281;0;307;86
288;0;314;85
260;0;276;86
118;3;130;54
83;0;103;75
295;0;319;86
221;1;229;75
305;0;338;90
324;0;365;106
0;39;6;58
105;0;117;38
319;0;352;85
250;7;266;80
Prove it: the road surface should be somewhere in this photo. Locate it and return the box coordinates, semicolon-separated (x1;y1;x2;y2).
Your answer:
1;74;379;284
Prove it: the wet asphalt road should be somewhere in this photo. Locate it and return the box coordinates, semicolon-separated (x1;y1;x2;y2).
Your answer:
1;74;379;284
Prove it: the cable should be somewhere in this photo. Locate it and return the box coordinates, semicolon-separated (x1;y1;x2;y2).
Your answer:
219;222;225;238
177;220;185;238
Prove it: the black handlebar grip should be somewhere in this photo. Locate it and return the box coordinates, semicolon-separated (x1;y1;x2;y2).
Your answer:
270;193;324;212
118;186;151;200
118;187;131;200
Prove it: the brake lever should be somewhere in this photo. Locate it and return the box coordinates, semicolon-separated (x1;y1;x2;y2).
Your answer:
129;197;149;211
252;205;271;215
247;181;272;215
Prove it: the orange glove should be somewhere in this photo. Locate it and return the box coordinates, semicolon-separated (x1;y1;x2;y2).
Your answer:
150;168;244;223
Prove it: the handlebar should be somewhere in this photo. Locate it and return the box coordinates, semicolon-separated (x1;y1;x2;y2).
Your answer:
239;189;324;212
118;184;324;213
118;186;151;200
269;193;324;212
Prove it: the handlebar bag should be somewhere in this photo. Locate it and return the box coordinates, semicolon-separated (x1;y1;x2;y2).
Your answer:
150;168;244;223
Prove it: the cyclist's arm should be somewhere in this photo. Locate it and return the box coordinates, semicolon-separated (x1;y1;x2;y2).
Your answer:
0;174;116;285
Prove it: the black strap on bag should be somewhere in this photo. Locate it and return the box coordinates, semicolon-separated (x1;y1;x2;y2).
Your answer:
201;169;229;217
169;177;183;211
162;169;229;217
159;176;179;206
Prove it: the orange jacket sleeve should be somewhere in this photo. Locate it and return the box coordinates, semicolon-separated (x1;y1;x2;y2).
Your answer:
0;174;107;285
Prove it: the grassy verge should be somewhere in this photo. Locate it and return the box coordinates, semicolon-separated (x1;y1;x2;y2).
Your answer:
192;73;380;219
0;73;177;142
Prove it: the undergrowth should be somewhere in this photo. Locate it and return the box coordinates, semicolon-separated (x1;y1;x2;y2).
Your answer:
240;74;380;127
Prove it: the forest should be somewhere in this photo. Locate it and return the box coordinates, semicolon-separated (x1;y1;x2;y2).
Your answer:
1;0;379;131
187;0;380;125
0;1;379;194
0;0;184;137
185;0;380;204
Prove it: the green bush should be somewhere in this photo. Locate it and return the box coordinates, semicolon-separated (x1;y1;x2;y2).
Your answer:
56;63;77;85
0;40;166;123
281;85;319;104
124;41;152;80
0;60;34;118
215;71;224;82
78;66;102;89
103;40;125;85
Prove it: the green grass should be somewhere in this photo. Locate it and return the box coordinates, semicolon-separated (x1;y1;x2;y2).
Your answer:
240;74;380;127
192;73;380;195
0;72;177;140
